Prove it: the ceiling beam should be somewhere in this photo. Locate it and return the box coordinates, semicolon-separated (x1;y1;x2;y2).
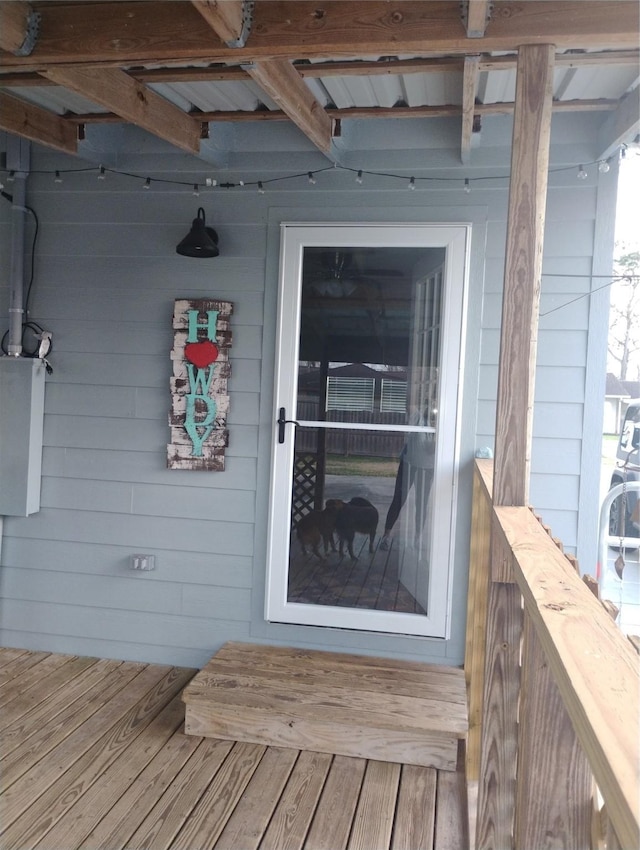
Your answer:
0;90;77;153
190;0;248;47
461;55;480;164
597;85;640;160
244;59;333;153
61;98;619;127
1;2;637;70
41;66;203;153
0;1;37;55
2;50;639;85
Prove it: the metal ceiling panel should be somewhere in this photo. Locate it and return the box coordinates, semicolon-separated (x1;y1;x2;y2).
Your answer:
403;71;464;106
3;85;110;116
478;69;517;105
557;66;639;101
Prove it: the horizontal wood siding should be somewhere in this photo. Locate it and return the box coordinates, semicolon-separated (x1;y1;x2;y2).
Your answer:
0;114;614;665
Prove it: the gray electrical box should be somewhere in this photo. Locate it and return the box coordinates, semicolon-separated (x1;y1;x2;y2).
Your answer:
0;357;46;516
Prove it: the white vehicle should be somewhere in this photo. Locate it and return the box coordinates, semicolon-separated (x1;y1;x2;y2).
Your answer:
609;399;640;548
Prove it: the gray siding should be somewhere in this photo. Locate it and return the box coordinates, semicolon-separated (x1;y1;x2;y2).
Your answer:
0;113;616;666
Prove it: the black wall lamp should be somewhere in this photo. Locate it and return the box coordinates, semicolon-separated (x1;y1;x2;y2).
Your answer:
176;208;219;258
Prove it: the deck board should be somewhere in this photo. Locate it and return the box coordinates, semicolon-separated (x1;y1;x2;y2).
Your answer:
0;652;74;710
39;695;187;850
1;665;193;849
0;660;133;787
303;754;367;850
213;747;299;850
0;655;103;732
348;760;401;850
0;646;468;850
392;765;437;850
260;750;334;850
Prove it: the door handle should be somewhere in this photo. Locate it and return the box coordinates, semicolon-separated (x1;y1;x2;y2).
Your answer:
277;407;299;444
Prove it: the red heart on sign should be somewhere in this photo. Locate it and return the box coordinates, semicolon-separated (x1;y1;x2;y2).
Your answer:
184;340;219;368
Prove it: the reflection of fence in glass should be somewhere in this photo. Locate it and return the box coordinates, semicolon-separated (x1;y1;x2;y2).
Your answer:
295;416;406;459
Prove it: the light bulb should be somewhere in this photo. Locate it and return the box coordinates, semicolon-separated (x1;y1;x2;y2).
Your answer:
598;160;610;173
464;178;471;194
577;165;588;180
97;165;106;180
143;178;151;189
258;181;265;194
356;170;363;185
408;176;416;190
54;171;63;184
308;172;317;185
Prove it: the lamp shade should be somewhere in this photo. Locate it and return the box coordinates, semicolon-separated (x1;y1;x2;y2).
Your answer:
176;208;219;258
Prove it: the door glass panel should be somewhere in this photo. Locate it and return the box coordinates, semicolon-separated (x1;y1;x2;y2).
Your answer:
288;246;445;618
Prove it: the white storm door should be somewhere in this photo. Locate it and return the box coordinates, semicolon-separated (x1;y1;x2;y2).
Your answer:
266;223;469;638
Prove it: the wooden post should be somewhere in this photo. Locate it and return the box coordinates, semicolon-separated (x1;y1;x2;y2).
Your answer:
477;43;555;850
493;42;555;514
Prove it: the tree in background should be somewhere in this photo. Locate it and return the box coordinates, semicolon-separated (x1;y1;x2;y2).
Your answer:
608;249;640;381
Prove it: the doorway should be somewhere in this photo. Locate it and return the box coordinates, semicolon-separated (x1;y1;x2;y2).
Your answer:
266;223;469;637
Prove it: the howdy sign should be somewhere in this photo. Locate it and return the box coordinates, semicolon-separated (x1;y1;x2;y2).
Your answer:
168;298;233;470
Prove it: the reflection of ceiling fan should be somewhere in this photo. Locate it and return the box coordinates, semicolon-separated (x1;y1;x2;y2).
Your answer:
303;249;400;298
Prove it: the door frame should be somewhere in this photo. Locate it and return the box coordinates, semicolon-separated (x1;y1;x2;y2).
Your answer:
265;222;471;638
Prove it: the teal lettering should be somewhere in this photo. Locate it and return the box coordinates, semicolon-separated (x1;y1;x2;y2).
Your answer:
184;393;218;456
187;309;219;343
186;363;216;394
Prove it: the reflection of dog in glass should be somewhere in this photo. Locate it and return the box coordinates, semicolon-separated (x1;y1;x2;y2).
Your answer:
334;497;379;561
296;502;341;559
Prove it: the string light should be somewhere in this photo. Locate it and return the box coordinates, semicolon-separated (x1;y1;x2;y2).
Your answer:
2;148;630;197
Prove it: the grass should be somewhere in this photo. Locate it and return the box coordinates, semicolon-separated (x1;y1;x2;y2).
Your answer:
325;454;398;477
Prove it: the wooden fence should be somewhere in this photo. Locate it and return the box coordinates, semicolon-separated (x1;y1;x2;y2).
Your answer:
466;459;639;850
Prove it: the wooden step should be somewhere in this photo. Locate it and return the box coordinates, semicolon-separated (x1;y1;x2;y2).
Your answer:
182;642;468;771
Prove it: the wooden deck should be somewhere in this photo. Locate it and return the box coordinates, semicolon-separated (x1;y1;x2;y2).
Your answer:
0;646;469;850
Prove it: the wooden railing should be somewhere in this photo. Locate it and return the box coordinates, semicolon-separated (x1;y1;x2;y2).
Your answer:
466;459;639;850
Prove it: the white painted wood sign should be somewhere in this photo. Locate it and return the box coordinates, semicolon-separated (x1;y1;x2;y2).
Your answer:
168;298;233;470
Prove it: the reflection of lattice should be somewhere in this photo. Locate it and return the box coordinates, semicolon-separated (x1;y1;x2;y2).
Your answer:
292;453;318;526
